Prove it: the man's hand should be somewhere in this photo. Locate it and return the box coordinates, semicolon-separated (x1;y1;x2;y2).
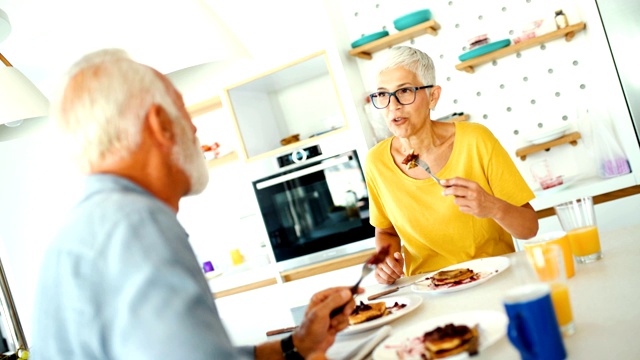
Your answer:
293;286;361;357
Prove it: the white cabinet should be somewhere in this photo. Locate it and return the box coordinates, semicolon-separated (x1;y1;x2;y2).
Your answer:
223;50;348;161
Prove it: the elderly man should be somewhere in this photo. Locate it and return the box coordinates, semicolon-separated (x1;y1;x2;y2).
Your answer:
30;49;356;360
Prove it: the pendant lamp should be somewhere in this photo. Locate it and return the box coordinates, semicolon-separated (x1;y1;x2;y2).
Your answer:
0;8;50;141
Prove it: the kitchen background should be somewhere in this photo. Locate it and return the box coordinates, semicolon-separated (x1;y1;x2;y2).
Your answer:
0;0;639;345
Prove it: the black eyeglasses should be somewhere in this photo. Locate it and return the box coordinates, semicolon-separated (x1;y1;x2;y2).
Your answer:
369;85;434;109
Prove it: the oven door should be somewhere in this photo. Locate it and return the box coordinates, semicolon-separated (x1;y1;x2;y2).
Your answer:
253;150;373;264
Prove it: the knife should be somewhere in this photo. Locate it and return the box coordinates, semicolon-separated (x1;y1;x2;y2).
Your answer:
367;276;430;301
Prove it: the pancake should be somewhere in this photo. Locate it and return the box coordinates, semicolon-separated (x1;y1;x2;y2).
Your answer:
431;268;476;286
423;323;479;359
348;301;388;325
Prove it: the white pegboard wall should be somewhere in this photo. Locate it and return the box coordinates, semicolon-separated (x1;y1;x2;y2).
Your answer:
338;0;640;193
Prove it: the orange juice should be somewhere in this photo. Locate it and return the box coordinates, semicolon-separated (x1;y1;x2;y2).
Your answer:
550;283;574;328
567;225;601;256
524;234;575;279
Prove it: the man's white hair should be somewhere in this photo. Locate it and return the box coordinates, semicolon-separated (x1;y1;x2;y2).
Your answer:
52;48;182;172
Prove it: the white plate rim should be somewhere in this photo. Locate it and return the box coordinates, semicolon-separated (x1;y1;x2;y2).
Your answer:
411;256;510;294
372;310;508;360
340;294;423;335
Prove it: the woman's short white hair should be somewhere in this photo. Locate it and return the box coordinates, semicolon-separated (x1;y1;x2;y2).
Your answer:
52;48;182;172
375;46;436;86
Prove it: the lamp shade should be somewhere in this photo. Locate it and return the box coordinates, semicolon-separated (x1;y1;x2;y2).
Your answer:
0;66;49;126
0;8;10;43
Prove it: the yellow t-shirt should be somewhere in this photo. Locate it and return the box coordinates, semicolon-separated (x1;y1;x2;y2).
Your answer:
365;122;535;275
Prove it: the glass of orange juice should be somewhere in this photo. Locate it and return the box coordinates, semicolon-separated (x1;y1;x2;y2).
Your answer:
554;196;603;263
523;231;575;278
526;244;576;336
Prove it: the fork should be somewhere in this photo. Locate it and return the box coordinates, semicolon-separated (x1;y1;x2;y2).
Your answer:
415;158;446;187
329;261;376;317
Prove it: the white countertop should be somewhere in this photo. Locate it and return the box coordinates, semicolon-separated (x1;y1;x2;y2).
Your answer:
215;223;640;359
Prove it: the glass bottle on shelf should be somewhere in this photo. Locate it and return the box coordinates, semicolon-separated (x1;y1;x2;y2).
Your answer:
555;10;568;29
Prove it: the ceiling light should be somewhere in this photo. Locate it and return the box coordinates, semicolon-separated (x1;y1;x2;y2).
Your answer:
0;8;10;43
0;53;50;128
0;8;50;141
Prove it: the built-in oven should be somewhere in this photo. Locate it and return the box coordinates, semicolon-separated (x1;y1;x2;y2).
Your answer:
252;147;375;271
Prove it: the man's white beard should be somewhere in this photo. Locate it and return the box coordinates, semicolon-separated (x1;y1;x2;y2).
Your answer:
173;123;209;196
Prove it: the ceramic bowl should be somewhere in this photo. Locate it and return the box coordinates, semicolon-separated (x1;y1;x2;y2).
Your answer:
458;39;511;62
351;30;389;48
393;9;432;31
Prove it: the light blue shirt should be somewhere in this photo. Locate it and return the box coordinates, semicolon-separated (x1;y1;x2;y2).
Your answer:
31;174;253;359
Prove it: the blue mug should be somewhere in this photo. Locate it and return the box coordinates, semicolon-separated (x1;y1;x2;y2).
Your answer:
503;283;566;360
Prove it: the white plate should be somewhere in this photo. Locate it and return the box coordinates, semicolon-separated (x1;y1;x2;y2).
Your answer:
524;123;570;145
341;295;423;335
372;310;508;360
411;257;510;294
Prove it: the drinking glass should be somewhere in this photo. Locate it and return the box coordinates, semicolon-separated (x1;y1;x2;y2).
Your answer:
553;196;603;263
522;231;575;278
524;244;576;337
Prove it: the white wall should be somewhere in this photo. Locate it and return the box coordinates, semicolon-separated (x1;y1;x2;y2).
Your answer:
0;123;84;343
2;0;640;345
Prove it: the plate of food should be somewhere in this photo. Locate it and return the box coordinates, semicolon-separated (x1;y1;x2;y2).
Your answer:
411;257;510;294
341;295;423;335
372;310;508;359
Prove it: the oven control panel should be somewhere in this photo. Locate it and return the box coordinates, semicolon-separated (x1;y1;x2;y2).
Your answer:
277;145;323;168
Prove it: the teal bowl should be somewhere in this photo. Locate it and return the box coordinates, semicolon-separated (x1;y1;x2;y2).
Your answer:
393;9;432;31
458;39;511;62
351;30;389;48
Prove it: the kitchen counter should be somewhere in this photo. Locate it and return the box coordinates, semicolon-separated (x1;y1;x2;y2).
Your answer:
208;248;376;298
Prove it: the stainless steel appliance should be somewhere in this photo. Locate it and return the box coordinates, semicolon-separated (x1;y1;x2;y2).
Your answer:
252;148;374;271
595;0;640;145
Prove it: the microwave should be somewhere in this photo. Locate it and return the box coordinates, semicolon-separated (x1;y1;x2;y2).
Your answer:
252;149;375;271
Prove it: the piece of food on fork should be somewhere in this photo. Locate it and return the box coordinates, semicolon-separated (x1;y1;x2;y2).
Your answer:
402;149;420;170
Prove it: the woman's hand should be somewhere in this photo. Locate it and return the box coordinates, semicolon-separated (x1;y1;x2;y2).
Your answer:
374;227;404;284
441;177;497;218
442;177;538;239
375;251;405;285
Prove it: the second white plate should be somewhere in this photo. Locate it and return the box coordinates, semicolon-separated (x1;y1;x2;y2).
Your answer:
372;310;508;359
341;294;423;335
412;256;510;294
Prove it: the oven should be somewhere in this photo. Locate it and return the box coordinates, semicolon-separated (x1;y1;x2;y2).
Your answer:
252;147;375;271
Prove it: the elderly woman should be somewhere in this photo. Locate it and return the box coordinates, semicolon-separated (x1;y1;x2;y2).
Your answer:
364;46;538;285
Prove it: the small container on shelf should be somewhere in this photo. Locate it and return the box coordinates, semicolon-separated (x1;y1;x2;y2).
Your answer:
555;10;569;29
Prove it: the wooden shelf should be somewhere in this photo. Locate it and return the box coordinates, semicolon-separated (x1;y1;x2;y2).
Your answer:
206;150;238;168
456;22;586;74
349;20;441;60
187;95;223;118
516;131;581;161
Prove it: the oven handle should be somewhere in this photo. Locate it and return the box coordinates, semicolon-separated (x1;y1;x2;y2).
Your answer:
255;155;350;190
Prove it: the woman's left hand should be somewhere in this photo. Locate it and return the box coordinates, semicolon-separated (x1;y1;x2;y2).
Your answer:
441;177;497;218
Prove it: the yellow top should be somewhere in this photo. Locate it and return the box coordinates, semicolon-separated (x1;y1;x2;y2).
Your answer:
365;122;535;275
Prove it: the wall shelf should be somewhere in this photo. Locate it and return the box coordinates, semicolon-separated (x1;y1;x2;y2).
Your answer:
516;131;581;161
455;22;587;74
349;20;441;60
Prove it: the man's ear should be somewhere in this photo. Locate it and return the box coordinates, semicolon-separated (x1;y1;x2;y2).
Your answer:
147;103;175;147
